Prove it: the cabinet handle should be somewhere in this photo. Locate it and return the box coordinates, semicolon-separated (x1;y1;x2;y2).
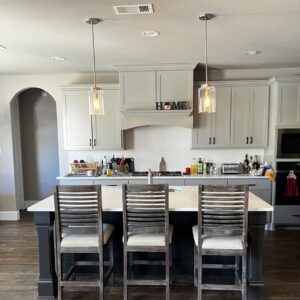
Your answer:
246;137;249;144
89;139;92;146
93;139;96;146
209;137;211;145
292;214;300;217
250;137;253;144
213;137;216;144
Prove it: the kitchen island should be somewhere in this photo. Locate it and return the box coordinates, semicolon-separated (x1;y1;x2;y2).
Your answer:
28;185;273;298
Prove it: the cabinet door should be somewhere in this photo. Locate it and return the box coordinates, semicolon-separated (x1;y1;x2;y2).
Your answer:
277;83;300;126
211;87;231;148
231;87;251;147
93;89;123;149
63;90;92;150
120;71;156;110
248;86;269;147
191;89;212;148
156;70;193;105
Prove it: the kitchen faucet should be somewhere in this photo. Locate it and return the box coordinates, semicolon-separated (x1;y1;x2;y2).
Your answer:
148;168;153;185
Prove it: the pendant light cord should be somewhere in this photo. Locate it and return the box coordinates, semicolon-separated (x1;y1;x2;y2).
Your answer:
91;21;97;89
205;18;208;85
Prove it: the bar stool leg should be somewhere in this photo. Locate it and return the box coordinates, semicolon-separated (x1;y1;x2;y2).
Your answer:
124;250;128;300
99;252;104;300
109;238;114;285
194;244;197;287
166;247;170;300
197;248;202;300
57;253;63;300
242;254;247;300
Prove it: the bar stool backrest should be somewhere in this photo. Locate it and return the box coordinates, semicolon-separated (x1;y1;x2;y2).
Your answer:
54;185;103;247
122;184;169;246
198;185;249;248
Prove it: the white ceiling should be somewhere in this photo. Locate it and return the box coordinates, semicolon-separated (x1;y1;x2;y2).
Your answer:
0;0;300;74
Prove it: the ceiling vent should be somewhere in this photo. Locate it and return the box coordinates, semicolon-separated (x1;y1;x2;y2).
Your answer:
113;4;153;15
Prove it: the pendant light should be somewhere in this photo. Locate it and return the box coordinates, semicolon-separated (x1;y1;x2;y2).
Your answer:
198;14;216;113
86;17;105;115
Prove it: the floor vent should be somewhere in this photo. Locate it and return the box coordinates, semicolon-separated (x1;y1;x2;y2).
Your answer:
113;4;154;15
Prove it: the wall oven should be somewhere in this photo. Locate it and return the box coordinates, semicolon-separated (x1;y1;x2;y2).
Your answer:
277;129;300;158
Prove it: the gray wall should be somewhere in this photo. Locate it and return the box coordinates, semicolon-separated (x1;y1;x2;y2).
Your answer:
18;89;59;201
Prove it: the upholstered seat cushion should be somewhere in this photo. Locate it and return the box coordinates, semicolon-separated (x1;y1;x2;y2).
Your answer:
61;223;114;248
124;225;174;247
192;225;243;250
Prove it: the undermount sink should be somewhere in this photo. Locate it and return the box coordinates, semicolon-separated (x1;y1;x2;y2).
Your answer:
169;187;182;193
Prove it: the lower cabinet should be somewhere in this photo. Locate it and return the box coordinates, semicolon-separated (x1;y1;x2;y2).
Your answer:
274;206;300;225
94;179;129;186
59;180;94;185
185;179;227;186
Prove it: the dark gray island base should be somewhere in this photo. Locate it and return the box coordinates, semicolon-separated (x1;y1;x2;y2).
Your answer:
33;210;267;298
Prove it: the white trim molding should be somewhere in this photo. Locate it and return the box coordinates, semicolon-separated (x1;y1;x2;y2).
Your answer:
0;211;20;221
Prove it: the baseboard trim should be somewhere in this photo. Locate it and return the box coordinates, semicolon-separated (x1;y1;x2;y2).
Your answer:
0;211;20;221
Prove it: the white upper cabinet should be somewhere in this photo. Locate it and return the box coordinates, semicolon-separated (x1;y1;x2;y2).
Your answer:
156;70;193;104
63;89;92;149
231;87;251;147
192;86;231;148
62;85;123;150
211;87;231;148
231;85;269;148
277;83;300;126
120;71;156;110
249;86;269;147
192;81;269;149
93;89;122;149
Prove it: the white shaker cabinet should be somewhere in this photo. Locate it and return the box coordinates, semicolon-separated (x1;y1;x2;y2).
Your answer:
277;83;300;126
192;86;231;148
62;85;123;150
120;71;156;110
231;85;268;148
63;89;92;149
156;70;193;104
93;88;123;150
211;87;231;148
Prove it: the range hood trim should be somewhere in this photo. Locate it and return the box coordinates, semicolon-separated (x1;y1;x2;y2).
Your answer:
121;109;193;130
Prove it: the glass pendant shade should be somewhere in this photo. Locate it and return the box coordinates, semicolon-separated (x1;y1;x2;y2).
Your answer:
89;87;105;115
198;83;216;113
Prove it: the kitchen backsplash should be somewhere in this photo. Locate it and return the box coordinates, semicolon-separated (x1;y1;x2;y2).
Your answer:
66;126;264;173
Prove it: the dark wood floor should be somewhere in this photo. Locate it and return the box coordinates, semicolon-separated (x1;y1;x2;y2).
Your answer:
0;212;300;300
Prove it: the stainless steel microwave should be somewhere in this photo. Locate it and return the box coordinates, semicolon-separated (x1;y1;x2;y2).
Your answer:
277;129;300;158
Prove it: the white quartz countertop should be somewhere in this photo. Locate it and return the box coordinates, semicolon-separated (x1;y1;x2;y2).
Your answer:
27;186;273;213
57;174;269;180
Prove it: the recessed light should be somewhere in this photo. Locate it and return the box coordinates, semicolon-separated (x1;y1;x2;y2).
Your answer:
140;30;160;38
51;56;66;61
245;50;261;56
0;45;7;50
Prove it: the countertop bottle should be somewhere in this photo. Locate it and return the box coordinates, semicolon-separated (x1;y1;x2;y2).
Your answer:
243;154;250;173
198;158;203;174
202;159;207;175
191;158;198;176
102;156;107;175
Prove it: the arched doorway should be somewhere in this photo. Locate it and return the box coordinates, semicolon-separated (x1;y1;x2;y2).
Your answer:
11;88;59;210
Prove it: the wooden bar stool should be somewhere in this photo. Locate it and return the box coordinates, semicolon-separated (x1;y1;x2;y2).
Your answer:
54;185;114;300
122;184;173;300
193;185;249;300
